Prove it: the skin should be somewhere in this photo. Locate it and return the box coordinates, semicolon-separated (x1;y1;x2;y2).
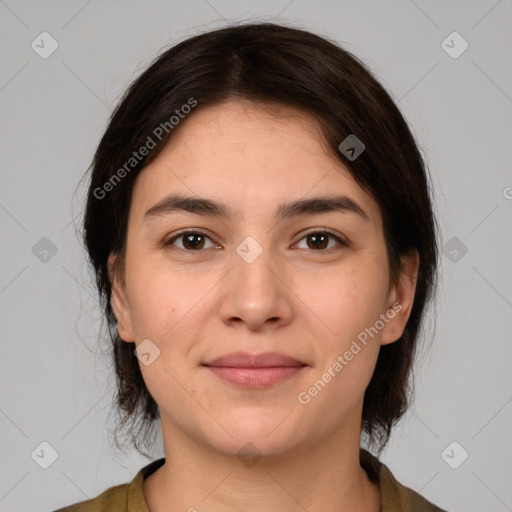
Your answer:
109;99;419;512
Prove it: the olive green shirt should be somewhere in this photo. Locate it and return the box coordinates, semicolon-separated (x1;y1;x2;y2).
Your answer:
53;449;447;511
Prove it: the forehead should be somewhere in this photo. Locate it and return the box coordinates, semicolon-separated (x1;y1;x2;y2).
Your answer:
162;99;333;162
129;100;381;227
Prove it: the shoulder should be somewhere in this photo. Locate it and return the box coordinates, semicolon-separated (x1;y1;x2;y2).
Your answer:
379;463;448;512
360;448;449;512
51;482;129;512
51;458;165;512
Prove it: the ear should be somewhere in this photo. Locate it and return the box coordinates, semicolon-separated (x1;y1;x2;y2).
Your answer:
380;250;419;346
108;252;135;343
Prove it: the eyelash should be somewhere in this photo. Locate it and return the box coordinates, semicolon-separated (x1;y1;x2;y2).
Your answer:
163;228;348;253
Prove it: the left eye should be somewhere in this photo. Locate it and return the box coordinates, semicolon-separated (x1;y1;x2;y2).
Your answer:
294;230;347;251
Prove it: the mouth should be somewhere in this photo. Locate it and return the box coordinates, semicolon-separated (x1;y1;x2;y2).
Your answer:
202;351;308;389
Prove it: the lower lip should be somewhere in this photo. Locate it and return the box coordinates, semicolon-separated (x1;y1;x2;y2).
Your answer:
204;366;306;389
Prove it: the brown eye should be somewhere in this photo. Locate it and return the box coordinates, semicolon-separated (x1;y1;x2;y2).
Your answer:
306;232;329;250
295;230;347;251
165;232;216;251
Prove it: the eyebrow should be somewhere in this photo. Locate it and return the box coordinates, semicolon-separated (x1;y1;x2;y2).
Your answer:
143;193;370;223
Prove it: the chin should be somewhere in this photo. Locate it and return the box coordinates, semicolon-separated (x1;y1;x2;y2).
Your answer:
202;416;302;461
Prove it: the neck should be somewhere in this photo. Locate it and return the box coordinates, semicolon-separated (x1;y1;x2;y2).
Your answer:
144;416;380;512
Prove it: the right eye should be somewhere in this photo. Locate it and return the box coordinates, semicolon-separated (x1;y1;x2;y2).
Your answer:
163;231;219;251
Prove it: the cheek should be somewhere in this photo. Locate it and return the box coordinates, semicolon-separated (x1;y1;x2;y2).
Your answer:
298;260;390;344
124;256;218;352
294;266;387;415
125;265;205;397
124;258;178;339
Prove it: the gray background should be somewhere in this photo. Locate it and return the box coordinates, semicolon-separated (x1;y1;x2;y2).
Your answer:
0;1;511;511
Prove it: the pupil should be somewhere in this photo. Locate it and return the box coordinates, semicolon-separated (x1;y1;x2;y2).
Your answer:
185;234;203;249
309;233;327;249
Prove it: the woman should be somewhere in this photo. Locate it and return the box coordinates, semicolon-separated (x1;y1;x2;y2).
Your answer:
55;22;446;512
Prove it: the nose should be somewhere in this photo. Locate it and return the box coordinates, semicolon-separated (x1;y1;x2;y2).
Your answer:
219;243;294;332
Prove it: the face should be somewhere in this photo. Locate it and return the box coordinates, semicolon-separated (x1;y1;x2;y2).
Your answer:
109;100;418;459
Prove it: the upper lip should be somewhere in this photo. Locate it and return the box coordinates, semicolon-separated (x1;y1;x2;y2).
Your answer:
202;351;306;368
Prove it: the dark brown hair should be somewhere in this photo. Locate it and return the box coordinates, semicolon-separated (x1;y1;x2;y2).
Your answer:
82;21;438;458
